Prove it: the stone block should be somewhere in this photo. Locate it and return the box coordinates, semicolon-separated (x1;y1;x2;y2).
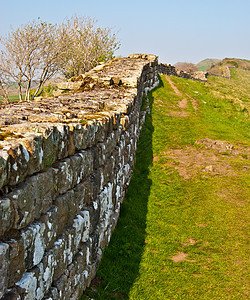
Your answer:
80;211;90;243
54;190;75;236
53;151;93;196
95;119;109;143
58;81;84;90
53;158;74;195
0;150;9;190
40;206;59;250
85;260;99;288
92;143;106;168
20;133;44;176
49;237;66;282
89;170;102;200
98;183;114;220
43;287;59;300
66;215;85;255
69;123;88;151
42;126;61;170
54;184;91;237
15;267;44;300
73;180;93;209
53;274;69;300
0;243;9;298
21;222;46;269
0;289;21;299
7;239;25;286
77;150;94;181
1;169;55;236
0;198;13;237
6;144;31;187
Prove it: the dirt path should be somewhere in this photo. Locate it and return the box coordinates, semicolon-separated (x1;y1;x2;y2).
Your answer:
165;75;198;112
156;77;250;190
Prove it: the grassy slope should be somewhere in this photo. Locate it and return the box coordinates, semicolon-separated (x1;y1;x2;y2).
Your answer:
82;69;249;299
196;58;221;71
208;58;250;76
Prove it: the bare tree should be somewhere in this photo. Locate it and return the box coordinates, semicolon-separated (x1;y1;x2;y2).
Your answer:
0;16;120;100
174;62;198;75
0;38;25;101
0;19;59;101
0;75;9;103
57;15;120;78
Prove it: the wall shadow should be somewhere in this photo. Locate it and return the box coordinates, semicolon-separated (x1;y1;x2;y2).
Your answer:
81;86;157;299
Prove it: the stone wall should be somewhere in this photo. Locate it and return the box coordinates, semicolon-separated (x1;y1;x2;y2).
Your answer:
158;63;208;82
0;54;159;299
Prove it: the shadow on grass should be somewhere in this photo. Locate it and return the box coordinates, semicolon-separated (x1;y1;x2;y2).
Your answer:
81;88;156;299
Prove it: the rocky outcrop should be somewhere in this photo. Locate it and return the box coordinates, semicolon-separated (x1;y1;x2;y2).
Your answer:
0;54;159;299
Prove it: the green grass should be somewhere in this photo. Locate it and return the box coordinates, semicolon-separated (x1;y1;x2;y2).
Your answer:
81;71;250;299
196;58;221;72
0;94;25;103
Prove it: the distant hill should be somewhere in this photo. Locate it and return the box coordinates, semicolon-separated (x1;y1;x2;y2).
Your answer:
196;58;221;71
208;58;250;77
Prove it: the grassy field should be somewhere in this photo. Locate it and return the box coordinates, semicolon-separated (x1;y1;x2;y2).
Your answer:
82;68;249;299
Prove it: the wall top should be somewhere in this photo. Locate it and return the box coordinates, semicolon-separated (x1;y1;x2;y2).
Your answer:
0;54;158;190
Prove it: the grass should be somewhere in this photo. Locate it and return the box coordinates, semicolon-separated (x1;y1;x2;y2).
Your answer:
196;58;221;72
0;94;25;103
81;69;249;299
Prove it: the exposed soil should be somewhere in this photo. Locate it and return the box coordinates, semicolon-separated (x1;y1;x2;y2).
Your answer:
182;238;196;246
170;252;188;262
163;145;239;180
170;252;195;263
164;75;199;116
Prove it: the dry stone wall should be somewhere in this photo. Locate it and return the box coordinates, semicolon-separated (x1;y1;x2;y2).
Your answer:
0;54;159;300
159;63;208;82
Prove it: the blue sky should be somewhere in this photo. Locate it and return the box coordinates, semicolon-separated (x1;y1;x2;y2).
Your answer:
1;0;249;64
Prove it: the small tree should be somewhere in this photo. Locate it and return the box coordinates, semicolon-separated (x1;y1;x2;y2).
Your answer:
57;15;120;78
0;15;120;100
0;19;59;101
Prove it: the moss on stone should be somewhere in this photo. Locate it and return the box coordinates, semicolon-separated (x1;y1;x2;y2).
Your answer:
0;131;24;141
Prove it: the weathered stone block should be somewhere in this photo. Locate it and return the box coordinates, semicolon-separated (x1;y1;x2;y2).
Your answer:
15;272;37;299
98;183;114;220
43;287;59;300
53;158;74;195
53;274;68;300
7;239;25;286
69;123;87;151
0;243;9;298
40;206;59;250
54;190;75;236
21;222;46;269
73;180;93;209
0;150;9;190
80;211;90;243
9;168;55;231
94;119;109;143
20;133;44;176
0;198;13;236
53;150;93;196
15;267;43;300
0;289;21;299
